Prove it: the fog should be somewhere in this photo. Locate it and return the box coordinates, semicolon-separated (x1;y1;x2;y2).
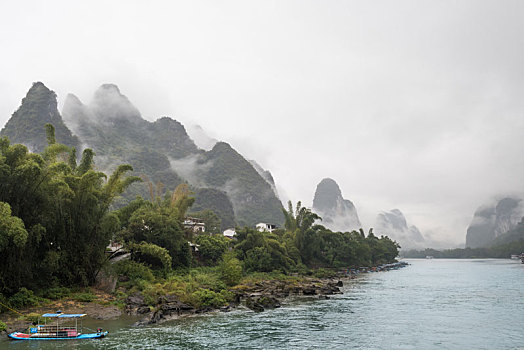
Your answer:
2;0;524;246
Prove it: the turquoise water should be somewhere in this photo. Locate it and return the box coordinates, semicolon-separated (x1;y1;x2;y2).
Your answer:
2;259;524;349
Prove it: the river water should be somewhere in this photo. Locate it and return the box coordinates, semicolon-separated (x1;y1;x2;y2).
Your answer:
2;259;524;349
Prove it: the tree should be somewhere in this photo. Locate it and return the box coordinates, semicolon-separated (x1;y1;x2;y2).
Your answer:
195;234;229;264
219;251;242;286
0;126;140;294
125;205;190;268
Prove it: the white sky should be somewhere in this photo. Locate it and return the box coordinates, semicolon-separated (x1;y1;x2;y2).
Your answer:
2;0;524;247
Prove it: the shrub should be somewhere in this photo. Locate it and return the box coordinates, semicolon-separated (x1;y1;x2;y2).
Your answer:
72;292;96;302
312;268;336;279
8;288;40;309
23;313;44;324
43;287;71;300
192;289;232;309
128;241;172;270
114;260;154;282
195;235;229;263
219;252;242;286
0;320;6;332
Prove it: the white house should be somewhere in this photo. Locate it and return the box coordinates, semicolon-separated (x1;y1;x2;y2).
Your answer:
183;217;206;233
223;228;237;239
256;223;277;233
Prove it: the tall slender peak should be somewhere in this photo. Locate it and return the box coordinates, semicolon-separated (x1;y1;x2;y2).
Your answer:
313;178;344;212
1;82;78;153
312;178;361;232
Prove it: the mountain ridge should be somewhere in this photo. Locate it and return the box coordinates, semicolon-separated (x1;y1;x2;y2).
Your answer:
3;82;284;228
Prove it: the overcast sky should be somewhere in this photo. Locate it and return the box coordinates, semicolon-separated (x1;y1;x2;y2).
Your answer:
1;0;524;246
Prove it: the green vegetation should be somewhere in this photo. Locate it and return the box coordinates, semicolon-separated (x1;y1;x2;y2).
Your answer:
71;292;97;303
0;127;399;315
0;126;139;304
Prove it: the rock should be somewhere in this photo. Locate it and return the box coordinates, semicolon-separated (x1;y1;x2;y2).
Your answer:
245;297;265;312
257;296;281;309
84;304;122;320
137;306;150;314
126;293;145;307
196;307;213;314
94;269;117;293
336;280;343;287
118;275;130;282
318;295;330;300
220;305;231;312
302;287;317;295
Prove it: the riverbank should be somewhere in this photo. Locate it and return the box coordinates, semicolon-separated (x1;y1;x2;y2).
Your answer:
0;261;408;336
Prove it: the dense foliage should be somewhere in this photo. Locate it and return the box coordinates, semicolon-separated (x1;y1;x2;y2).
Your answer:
232;202;399;272
0;126;139;296
0;128;399;314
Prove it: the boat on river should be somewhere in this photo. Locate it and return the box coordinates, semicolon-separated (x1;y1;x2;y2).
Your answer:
8;312;108;340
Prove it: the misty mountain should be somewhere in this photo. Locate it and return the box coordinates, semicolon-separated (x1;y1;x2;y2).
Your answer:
249;159;279;197
312;178;361;232
192;142;284;226
2;82;284;228
61;83;284;227
375;209;426;250
489;217;524;247
191;188;236;230
1;82;79;152
465;197;523;248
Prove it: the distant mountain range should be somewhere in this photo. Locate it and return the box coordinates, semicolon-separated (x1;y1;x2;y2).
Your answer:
465;197;523;248
311;178;428;249
1;82;284;229
375;209;425;249
7;82;522;249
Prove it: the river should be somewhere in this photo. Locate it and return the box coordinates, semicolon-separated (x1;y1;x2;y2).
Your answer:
2;259;523;349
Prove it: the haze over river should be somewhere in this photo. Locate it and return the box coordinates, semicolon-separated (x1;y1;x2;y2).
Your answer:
3;259;524;349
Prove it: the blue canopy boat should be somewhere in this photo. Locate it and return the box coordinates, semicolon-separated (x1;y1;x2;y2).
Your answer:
8;312;108;340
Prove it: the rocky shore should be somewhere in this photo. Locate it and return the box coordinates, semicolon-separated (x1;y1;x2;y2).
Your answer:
1;262;409;335
129;277;345;326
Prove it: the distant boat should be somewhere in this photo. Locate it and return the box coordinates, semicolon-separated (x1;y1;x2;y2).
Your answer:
511;255;520;260
8;312;108;340
425;256;434;259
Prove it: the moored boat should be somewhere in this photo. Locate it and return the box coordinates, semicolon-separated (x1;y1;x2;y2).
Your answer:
8;312;108;340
